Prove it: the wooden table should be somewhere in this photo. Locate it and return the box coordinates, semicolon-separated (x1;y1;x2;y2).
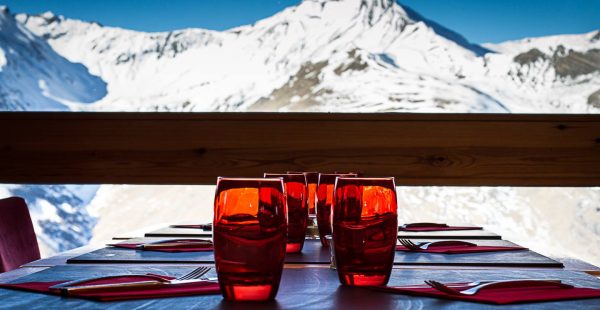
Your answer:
2;265;600;309
2;226;599;309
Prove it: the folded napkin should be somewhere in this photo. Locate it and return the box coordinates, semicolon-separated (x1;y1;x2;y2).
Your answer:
399;223;482;232
171;224;212;230
395;244;527;254
0;274;220;302
374;282;600;305
108;239;213;252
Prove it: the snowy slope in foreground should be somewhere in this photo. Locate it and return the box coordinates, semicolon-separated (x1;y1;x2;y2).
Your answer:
0;184;98;255
14;0;600;113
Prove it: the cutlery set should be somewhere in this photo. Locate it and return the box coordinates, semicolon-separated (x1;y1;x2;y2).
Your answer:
50;266;215;295
424;279;572;295
135;239;212;250
398;239;476;250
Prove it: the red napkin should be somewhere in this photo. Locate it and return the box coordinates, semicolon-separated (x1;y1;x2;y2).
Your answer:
374;282;600;305
399;223;482;232
108;239;213;253
0;274;220;302
395;245;527;254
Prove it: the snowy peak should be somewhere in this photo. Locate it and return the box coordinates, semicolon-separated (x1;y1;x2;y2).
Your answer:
18;10;104;31
0;5;8;16
356;0;405;26
283;0;488;56
262;0;410;32
0;5;15;27
302;0;395;10
38;11;61;25
303;0;409;26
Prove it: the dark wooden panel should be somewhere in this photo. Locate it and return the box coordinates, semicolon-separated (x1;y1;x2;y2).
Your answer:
1;112;599;186
2;265;600;309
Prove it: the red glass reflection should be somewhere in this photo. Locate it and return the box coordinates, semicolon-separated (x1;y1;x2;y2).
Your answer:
264;173;308;253
288;171;318;215
213;177;287;301
333;177;397;286
316;173;357;247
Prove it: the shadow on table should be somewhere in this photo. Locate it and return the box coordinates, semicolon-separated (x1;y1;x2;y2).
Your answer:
333;285;398;308
217;300;283;310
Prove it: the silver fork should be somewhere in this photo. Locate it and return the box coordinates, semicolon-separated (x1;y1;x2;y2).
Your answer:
398;239;421;250
398;239;476;250
425;279;569;296
176;266;212;281
51;266;212;294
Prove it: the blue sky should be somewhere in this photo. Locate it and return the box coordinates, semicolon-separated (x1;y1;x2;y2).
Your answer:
2;0;599;43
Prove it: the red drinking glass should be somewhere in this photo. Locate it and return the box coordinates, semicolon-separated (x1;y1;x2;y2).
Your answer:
287;171;318;215
332;177;397;286
213;177;287;301
264;173;308;253
316;173;357;247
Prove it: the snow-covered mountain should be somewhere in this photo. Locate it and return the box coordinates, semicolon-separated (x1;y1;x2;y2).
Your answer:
0;6;106;110
4;0;598;113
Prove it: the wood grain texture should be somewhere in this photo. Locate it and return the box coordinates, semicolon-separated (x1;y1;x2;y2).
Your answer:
1;112;599;186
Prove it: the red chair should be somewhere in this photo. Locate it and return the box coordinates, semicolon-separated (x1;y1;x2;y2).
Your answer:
0;197;41;273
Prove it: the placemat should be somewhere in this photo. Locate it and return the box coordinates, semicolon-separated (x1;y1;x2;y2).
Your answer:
68;238;562;268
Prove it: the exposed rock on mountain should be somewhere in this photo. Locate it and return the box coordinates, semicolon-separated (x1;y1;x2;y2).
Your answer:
589;89;600;108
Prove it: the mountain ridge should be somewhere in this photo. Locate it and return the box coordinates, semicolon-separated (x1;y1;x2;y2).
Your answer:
3;0;600;113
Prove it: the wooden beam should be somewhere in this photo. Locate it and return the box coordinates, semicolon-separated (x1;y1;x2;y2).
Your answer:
1;112;599;186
